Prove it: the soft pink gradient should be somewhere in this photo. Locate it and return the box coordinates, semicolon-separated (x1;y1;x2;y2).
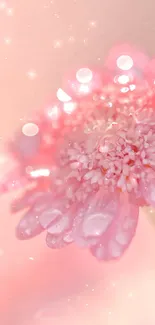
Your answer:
1;0;155;324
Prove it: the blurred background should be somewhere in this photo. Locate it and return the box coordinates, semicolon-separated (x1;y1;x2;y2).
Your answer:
1;0;155;324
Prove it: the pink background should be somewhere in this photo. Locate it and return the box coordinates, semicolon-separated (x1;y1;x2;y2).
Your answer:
1;1;155;324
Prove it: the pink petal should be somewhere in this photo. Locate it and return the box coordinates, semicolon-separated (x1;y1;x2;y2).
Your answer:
141;178;155;207
73;191;119;248
47;215;70;235
11;191;48;213
39;208;63;229
16;209;44;240
46;231;73;249
91;194;139;261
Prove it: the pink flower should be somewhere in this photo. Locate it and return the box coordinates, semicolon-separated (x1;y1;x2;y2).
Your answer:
6;46;155;261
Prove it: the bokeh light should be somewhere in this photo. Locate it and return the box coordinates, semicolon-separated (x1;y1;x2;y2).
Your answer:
29;168;50;178
22;123;39;137
47;105;61;120
76;68;93;84
117;55;133;71
57;88;72;102
117;75;130;84
79;84;90;94
63;102;77;114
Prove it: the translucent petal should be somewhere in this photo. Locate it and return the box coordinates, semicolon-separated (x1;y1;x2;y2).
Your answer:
91;194;139;261
11;190;48;213
141;178;155;207
46;232;71;249
39;208;62;229
63;231;73;244
14;129;41;159
73;191;119;248
47;215;70;235
16;209;44;240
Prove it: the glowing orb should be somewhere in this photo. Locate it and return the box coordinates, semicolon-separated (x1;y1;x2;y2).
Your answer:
116;55;133;71
29;168;50;178
79;84;90;94
129;84;136;91
22;123;39;137
57;88;71;102
47;105;60;120
117;75;130;84
63;102;77;114
76;68;93;84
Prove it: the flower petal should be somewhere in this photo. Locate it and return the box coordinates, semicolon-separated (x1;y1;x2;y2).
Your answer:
14;128;41;159
91;194;139;261
73;191;119;248
39;208;61;229
141;178;155;207
16;209;44;240
47;215;70;235
46;231;72;249
11;190;48;213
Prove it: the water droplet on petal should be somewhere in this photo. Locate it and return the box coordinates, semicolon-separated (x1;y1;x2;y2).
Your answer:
47;216;69;234
39;208;62;229
82;212;112;237
90;195;138;261
16;210;43;239
91;244;106;260
108;240;122;258
46;233;70;249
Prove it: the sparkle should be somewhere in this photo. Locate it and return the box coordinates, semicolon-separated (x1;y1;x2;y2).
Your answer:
88;20;97;28
53;40;63;49
83;38;88;45
6;7;14;16
68;36;75;43
4;37;11;45
128;291;133;298
27;70;37;80
54;13;60;18
29;256;34;260
0;1;6;9
112;282;116;287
